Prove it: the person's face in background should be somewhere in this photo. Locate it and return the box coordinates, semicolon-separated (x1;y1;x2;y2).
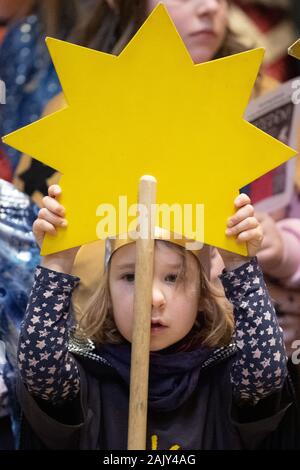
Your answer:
146;0;229;64
0;0;34;23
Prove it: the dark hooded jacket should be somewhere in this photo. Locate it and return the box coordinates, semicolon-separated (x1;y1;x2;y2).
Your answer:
17;340;299;450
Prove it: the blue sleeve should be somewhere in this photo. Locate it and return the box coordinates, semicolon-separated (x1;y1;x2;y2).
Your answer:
219;258;288;404
18;266;81;405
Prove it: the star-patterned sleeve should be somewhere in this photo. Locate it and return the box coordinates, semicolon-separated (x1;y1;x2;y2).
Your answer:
219;257;288;405
18;266;81;404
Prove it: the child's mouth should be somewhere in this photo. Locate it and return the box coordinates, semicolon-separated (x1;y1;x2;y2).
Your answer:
151;321;167;333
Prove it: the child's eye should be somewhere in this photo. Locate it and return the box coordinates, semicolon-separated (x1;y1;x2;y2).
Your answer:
122;273;135;283
165;273;178;283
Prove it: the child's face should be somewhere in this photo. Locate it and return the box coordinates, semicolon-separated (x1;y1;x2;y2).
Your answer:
146;0;229;64
109;241;200;351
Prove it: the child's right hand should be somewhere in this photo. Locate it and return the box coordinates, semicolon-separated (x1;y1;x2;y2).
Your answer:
33;184;80;274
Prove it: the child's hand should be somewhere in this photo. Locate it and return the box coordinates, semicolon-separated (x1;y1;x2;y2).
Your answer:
33;184;80;274
218;193;263;271
33;185;67;248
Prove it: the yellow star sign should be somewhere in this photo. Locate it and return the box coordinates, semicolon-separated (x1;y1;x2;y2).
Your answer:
3;4;296;256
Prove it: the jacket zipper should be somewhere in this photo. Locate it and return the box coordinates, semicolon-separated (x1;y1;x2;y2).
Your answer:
69;335;237;371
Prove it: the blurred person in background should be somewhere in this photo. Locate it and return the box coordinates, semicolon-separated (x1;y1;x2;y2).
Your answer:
229;0;298;81
228;0;300;399
0;180;40;449
0;0;81;449
0;0;79;176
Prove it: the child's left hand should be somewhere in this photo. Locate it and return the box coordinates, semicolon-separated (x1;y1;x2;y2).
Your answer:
218;193;263;271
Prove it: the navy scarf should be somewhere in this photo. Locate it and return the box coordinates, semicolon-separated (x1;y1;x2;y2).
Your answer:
95;340;215;412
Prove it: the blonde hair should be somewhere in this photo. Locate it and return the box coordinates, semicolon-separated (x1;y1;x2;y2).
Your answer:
76;241;234;349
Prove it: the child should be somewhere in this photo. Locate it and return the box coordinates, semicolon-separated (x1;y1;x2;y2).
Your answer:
16;184;291;450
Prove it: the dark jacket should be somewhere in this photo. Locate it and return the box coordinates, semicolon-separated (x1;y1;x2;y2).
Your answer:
17;343;297;450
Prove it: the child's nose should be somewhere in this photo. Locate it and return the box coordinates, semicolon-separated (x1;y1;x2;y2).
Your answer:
151;282;166;309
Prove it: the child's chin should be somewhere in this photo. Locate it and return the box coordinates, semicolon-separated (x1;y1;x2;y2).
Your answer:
150;345;164;352
150;339;172;352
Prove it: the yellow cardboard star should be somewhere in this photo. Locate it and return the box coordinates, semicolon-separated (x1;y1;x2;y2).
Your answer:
3;4;296;255
288;39;300;59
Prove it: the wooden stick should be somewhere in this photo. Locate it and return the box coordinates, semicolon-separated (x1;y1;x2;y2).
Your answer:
127;175;156;450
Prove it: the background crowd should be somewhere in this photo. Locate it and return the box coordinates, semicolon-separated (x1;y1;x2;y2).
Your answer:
0;0;300;449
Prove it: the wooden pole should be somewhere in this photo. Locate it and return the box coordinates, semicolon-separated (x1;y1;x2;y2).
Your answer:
127;175;156;450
